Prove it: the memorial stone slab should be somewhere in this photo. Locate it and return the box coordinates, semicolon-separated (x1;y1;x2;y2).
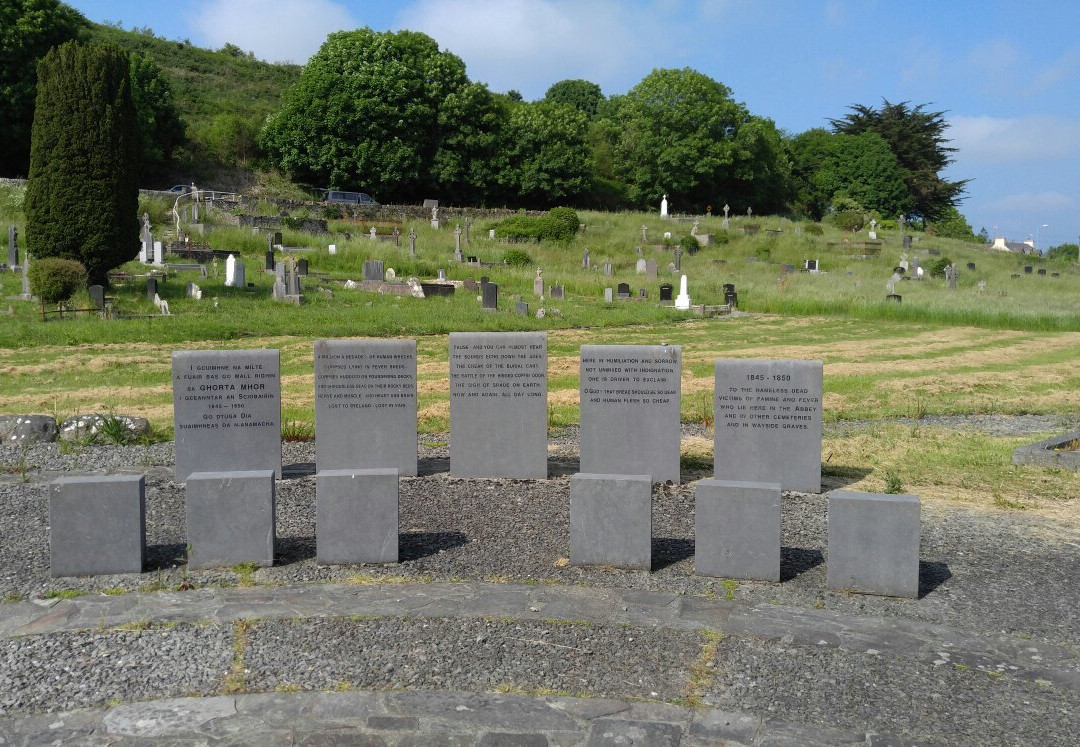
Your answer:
481;282;498;310
714;359;823;492
186;470;276;569
827;490;920;598
604;288;613;303
580;344;681;482
146;277;157;301
549;284;564;299
265;250;275;271
636;258;647;274
316;468;399;564
646;260;657;279
515;301;529;315
570;473;651;570
88;284;105;310
449;332;547;478
7;225;17;267
297;258;308;275
364;260;384;282
314;339;417;476
659;284;673;302
172;349;281;480
695;479;781;581
50;475;145;577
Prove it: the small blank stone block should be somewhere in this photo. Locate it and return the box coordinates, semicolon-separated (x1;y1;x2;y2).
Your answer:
50;474;145;577
316;468;399;564
695;479;781;581
570;473;651;570
186;470;275;570
828;490;920;598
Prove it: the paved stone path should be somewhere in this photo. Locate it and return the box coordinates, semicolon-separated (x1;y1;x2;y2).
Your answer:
1;581;1077;744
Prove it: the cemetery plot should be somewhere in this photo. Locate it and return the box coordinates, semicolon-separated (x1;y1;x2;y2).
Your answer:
172;349;282;480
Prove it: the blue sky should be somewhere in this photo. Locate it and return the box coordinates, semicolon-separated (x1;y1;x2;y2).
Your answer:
70;0;1080;248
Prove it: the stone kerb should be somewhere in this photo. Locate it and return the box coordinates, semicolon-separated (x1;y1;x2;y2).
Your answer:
316;468;399;564
172;349;282;480
579;344;681;483
827;490;921;598
695;479;781;581
314;339;417;476
186;470;276;570
570;473;652;570
713;359;823;492
448;331;548;479
50;474;146;577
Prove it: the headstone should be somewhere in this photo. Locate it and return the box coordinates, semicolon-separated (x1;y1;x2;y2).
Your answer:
722;203;730;230
49;475;145;577
88;284;105;310
691;220;699;236
674;247;683;272
927;247;939;256
1052;272;1060;278
638;288;647;299
636;258;647;274
369;227;377;241
392;227;400;247
225;254;237;285
886;272;900;295
186;470;275;569
171;349;282;480
533;268;544;297
659;283;673;302
8;225;18;267
489;228;495;239
316;469;399;564
945;264;958;289
437;268;446;281
233;261;245;289
646;260;657;279
580;345;681;482
582;249;590;269
827;490;920;598
668;262;677;274
781;264;794;274
723;283;737;308
448;331;548;478
604;287;613;303
966;262;976;271
454;225;463;261
886;294;902;302
465;217;471;244
328;244;337;255
641;225;648;242
515;301;529;316
674;274;691;310
713;358;823;492
898;254;909;272
804;259;818;272
1024;265;1033;274
617;282;631;298
314;339;417;476
19;253;31;300
1038;268;1047;276
146;277;157;301
603;262;612;276
423;199;438;209
660;194;668;218
481;282;498;310
903;236;913;248
274;231;283;246
464;278;479;291
385;267;396;281
570;473;651;570
977;280;987;292
431;206;439;229
297;258;308;276
695;479;781;581
549;284;564;299
363;260;384;282
265;250;275;271
409;228;417;257
153;240;163;265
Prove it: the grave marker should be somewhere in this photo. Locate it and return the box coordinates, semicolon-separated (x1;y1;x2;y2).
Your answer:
570;473;651;570
713;358;823;492
316;468;399;564
50;475;145;577
449;332;547;478
827;490;920;598
481;282;498;310
172;349;281;480
186;470;276;569
580;345;681;482
314;339;417;476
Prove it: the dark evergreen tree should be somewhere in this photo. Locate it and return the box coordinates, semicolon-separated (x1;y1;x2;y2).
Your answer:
25;41;141;285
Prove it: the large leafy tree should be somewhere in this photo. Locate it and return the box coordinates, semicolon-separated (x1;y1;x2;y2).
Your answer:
261;28;492;202
543;79;604;118
609;68;789;213
25;41;140;285
496;101;591;206
0;0;87;176
830;99;967;221
128;53;185;178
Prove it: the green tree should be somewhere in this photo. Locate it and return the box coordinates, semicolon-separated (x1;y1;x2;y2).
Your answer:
431;82;505;204
927;206;979;242
128;53;185;177
1045;243;1078;262
25;41;140;285
830;99;968;221
495;101;591;207
0;0;87;176
802;130;910;219
543;79;603;117
201;113;261;166
261;28;487;201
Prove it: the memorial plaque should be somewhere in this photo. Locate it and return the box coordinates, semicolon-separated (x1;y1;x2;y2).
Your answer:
172;349;281;480
314;339;417;476
714;359;822;492
580;345;681;483
449;332;547;478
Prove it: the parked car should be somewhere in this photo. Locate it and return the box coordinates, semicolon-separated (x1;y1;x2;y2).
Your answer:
167;184;191;194
322;189;379;206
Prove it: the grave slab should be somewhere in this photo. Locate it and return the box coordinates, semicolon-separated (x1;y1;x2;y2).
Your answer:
314;340;417;476
172;349;281;480
186;470;276;570
827;490;920;598
449;332;547;479
579;345;681;483
713;359;822;492
316;468;399;564
50;475;145;577
570;473;651;570
694;479;781;581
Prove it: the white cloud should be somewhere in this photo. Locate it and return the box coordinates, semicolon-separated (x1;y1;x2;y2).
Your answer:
986;191;1076;214
188;0;358;64
396;0;684;97
948;115;1080;164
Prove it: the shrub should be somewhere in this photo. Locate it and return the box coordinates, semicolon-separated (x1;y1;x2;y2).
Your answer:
547;206;580;236
502;248;534;267
713;231;730;245
678;234;700;255
754;245;771;261
494;214;573;243
27;257;87;305
803;223;824;236
833;211;864;231
930;257;952;279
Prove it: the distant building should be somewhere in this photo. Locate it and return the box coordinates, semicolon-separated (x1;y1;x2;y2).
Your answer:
991;237;1036;254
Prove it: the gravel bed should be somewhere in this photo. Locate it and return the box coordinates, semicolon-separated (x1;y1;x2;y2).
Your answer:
244;617;700;700
1;426;1078;647
0;624;232;716
708;635;1080;746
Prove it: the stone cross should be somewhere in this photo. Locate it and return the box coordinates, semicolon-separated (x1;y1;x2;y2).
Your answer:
723;204;730;218
464;217;471;245
870;218;878;231
691;221;699;236
641;224;648;242
945;264;958;289
747;206;753;217
660;194;668;218
392;227;400;247
409;228;417;257
369;226;377;241
582;248;590;270
20;252;31;299
674;246;683;271
722;203;730;230
454;224;463;261
8;225;17;268
886;272;900;295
